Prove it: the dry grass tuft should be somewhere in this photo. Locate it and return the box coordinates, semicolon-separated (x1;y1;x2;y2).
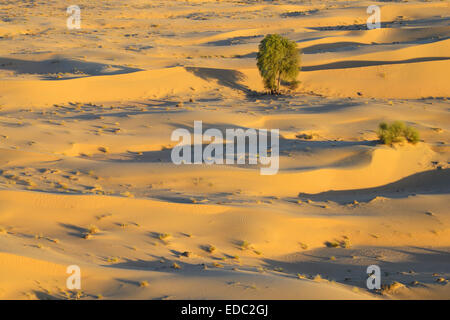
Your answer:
381;281;405;295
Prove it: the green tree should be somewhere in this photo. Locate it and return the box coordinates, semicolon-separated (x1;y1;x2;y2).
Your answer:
256;34;301;94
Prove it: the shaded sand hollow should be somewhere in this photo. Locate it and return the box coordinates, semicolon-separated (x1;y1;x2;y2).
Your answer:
0;0;449;299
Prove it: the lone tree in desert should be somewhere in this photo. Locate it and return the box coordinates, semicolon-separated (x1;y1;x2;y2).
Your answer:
257;34;301;94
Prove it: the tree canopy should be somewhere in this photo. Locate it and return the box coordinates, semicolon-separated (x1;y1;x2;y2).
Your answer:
256;34;301;94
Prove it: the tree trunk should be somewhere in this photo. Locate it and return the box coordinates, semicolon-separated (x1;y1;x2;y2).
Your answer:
277;72;281;94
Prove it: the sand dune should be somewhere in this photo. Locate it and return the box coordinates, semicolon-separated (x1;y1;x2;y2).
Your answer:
0;0;449;300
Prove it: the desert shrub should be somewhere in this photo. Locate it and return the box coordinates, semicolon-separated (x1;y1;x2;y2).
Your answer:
377;121;420;145
257;34;301;94
403;126;420;144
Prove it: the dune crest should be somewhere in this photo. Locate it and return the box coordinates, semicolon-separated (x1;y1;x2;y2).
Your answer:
0;0;449;300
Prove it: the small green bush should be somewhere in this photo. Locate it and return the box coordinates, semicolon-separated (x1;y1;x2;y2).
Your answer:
403;126;420;144
377;121;420;145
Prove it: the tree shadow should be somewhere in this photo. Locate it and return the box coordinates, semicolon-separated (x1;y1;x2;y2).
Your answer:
185;67;253;94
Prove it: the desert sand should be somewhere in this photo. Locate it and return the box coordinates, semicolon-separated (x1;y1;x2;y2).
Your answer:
0;0;449;299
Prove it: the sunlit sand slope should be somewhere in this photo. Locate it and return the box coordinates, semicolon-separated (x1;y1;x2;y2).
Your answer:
0;0;449;299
